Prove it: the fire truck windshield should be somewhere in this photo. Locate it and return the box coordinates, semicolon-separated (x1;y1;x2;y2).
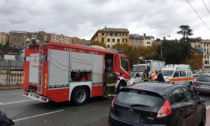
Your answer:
121;57;128;71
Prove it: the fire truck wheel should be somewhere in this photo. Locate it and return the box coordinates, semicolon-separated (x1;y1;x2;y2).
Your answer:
72;87;89;105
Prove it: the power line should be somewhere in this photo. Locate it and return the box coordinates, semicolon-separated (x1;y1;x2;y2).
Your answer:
202;0;210;15
186;0;210;31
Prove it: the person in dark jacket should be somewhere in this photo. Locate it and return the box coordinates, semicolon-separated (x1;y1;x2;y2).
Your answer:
105;67;118;102
157;70;165;82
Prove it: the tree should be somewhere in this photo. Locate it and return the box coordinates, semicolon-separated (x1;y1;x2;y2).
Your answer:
88;41;106;48
186;52;203;70
177;25;193;42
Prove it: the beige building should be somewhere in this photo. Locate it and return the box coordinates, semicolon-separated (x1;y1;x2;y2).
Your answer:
50;33;70;44
91;27;129;48
191;38;210;69
143;33;155;48
0;32;8;45
9;31;29;48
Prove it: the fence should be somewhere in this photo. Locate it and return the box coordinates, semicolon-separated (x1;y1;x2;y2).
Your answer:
0;60;24;86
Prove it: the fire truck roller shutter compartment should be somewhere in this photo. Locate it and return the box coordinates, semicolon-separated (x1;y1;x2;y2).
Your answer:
92;55;103;84
48;49;69;87
71;52;92;71
29;53;39;85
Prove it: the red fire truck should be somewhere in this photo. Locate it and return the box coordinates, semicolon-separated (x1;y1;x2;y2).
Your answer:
23;41;130;105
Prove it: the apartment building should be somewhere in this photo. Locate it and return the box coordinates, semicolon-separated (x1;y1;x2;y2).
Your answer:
129;34;144;47
50;33;70;44
90;27;129;48
191;39;210;69
0;32;8;45
9;31;29;48
143;33;155;47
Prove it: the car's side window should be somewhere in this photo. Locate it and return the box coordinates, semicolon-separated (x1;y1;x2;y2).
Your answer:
172;88;187;103
180;71;186;77
173;71;179;78
168;93;174;105
182;87;194;102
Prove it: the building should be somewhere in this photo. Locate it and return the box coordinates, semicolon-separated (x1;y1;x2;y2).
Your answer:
143;33;155;47
9;31;30;49
90;26;129;48
129;34;144;47
0;32;8;46
50;33;70;44
191;38;210;69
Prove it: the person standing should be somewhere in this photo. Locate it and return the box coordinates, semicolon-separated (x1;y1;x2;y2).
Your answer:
157;70;165;82
151;72;156;81
142;69;149;82
105;67;118;103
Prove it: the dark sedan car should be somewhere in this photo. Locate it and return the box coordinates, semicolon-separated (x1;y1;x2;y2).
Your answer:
109;83;206;126
193;74;210;94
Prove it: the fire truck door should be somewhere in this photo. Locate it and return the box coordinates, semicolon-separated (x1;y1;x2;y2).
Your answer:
105;54;114;72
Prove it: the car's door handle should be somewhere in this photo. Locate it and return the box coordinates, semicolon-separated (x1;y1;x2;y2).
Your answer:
179;108;183;111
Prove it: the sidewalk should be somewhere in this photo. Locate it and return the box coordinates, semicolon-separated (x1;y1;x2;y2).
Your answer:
0;85;22;90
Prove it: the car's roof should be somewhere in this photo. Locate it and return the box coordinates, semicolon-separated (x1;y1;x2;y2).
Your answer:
123;82;184;99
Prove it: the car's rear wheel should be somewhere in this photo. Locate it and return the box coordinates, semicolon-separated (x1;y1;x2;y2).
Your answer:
72;87;89;105
199;111;206;126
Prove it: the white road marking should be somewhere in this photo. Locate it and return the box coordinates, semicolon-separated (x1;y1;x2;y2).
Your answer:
207;105;210;111
13;110;64;122
0;93;22;97
0;99;35;106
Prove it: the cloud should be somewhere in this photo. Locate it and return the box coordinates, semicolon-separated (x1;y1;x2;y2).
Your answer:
0;0;210;40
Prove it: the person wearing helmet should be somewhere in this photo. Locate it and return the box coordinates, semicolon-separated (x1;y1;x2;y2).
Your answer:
105;67;118;103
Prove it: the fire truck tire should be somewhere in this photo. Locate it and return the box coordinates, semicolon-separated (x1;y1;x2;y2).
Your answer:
72;87;89;106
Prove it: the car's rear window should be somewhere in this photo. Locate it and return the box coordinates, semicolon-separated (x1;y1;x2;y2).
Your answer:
197;75;210;82
117;89;164;107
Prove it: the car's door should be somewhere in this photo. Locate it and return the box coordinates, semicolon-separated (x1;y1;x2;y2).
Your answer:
182;87;202;126
167;88;188;126
133;73;142;83
179;71;187;85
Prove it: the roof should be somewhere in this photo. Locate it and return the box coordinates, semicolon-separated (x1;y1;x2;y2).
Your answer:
98;27;129;33
48;42;127;57
123;83;183;98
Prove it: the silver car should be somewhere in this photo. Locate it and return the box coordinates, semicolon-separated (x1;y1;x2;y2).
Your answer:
193;74;210;94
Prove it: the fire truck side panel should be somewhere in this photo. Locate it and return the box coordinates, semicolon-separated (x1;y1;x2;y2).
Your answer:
28;53;39;85
92;55;104;84
92;85;104;97
47;88;69;102
48;49;69;87
71;52;92;71
23;61;29;91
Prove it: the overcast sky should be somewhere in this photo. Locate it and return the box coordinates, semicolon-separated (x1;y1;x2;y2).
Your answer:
0;0;210;40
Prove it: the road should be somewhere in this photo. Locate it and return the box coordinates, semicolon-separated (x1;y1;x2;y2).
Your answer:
0;89;210;126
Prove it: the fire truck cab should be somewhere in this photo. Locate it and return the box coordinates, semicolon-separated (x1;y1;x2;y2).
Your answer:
23;41;130;105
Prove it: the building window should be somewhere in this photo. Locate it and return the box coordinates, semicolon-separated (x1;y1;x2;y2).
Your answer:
118;33;121;36
102;33;104;36
107;45;110;48
107;33;110;36
123;38;127;43
205;60;209;64
147;42;150;44
112;39;115;42
107;38;110;42
110;33;113;36
101;38;104;43
117;39;120;43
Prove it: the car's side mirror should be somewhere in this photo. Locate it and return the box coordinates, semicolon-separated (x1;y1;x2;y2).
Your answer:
198;98;206;104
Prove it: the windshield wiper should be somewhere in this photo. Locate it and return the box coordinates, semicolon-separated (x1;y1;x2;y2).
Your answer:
130;104;150;107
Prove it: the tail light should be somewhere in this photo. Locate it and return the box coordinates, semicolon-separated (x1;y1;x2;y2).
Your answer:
112;95;117;109
193;78;196;83
156;100;171;118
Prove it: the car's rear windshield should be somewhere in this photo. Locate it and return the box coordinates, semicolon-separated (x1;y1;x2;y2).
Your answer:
117;89;164;107
197;75;210;82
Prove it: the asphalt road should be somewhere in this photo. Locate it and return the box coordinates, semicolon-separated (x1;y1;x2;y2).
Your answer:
0;89;210;126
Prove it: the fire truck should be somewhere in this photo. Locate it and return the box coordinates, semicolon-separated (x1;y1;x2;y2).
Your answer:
22;40;130;105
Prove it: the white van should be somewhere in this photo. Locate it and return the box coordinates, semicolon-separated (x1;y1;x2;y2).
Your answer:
162;64;193;87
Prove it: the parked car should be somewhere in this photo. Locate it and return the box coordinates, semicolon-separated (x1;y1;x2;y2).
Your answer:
128;72;142;85
109;83;206;126
193;74;210;94
0;110;14;126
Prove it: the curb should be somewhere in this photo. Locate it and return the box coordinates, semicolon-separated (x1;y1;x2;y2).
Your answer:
0;86;22;90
